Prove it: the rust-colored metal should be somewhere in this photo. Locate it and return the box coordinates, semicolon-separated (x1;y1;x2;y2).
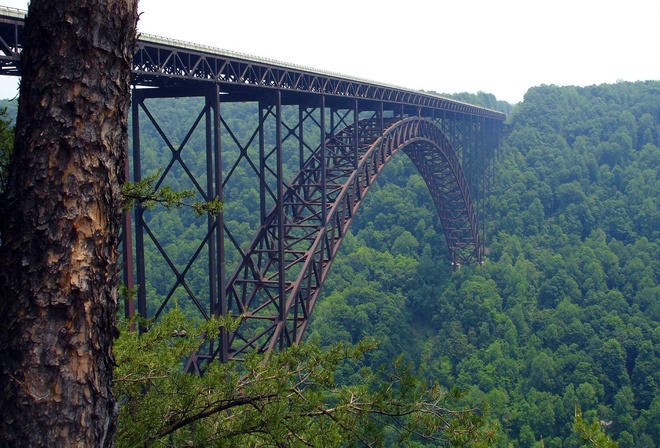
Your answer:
223;117;480;361
0;7;504;366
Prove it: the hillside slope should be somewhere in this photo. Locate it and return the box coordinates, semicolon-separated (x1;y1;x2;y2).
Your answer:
309;81;660;447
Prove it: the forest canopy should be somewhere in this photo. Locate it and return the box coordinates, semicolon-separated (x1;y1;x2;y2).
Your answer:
309;81;660;447
0;79;658;447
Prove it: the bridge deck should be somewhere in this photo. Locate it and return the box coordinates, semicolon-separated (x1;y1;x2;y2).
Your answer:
0;5;504;121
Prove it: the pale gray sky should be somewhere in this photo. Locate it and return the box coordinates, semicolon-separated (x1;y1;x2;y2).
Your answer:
0;0;658;103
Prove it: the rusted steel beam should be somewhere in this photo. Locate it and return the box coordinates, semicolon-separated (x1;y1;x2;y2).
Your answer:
0;6;505;122
0;6;504;366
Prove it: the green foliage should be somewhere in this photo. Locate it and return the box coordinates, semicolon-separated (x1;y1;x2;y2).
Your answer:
119;81;660;446
311;81;660;447
114;307;497;447
424;90;515;114
122;170;223;216
573;407;618;447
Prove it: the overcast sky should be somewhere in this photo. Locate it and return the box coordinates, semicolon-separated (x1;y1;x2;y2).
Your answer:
0;0;658;103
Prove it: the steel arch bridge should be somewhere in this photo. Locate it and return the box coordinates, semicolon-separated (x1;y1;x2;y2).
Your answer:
222;116;482;361
0;6;505;366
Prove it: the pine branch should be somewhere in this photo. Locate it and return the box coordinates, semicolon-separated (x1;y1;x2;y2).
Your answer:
121;171;222;216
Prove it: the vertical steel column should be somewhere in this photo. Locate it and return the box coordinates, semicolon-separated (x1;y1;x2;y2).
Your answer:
353;99;359;170
473;116;482;263
470;115;475;197
213;86;228;362
275;91;285;350
206;89;217;320
449;114;458;265
298;103;305;172
468;114;482;265
379;100;384;136
132;90;147;319
461;114;467;180
292;101;302;343
448;115;455;157
201;85;229;360
122;206;135;317
329;105;335;139
353;100;360;202
122;89;135;319
259;103;267;223
320;96;327;225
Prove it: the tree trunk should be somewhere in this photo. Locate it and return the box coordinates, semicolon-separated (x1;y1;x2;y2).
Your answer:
0;1;137;446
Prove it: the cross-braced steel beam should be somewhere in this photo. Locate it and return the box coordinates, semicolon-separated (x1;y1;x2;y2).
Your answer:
122;88;501;368
189;113;484;366
0;4;504;368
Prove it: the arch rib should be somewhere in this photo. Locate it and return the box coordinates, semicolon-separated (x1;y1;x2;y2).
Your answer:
220;117;480;361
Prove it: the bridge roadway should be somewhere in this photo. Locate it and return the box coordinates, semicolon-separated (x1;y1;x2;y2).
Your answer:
0;6;505;366
0;6;502;119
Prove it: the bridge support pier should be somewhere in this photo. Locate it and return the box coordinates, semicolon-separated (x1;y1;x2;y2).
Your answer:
123;86;501;366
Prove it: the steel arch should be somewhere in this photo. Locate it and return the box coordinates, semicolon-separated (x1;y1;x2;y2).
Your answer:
208;116;480;363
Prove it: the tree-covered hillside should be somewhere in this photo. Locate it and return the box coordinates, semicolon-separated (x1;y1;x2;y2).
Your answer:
309;81;660;447
3;80;656;446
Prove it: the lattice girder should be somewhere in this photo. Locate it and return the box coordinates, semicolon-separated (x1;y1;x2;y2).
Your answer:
223;117;480;361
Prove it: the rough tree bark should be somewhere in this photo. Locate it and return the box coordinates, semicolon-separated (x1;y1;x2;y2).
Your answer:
0;1;137;446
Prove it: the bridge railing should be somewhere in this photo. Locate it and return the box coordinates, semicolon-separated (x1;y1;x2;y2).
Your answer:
0;5;504;122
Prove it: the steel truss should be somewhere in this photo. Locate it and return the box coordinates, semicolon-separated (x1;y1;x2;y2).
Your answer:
218;116;481;364
126;85;500;366
0;6;504;364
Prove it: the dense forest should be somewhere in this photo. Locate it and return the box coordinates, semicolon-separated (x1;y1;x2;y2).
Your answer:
307;82;660;447
1;80;658;446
